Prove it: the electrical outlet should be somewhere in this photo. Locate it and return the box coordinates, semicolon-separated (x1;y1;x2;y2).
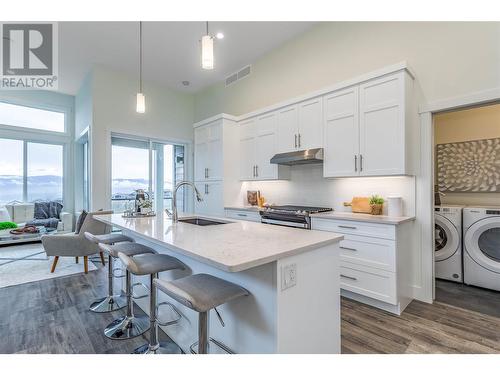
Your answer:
281;263;297;291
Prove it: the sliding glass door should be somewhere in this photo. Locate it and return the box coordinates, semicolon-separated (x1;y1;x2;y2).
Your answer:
111;136;185;213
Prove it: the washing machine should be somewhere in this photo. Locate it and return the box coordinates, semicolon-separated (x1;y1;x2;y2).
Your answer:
463;206;500;291
434;205;464;282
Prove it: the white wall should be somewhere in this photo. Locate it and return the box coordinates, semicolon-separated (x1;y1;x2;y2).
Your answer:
89;66;195;210
194;22;500;120
236;165;415;216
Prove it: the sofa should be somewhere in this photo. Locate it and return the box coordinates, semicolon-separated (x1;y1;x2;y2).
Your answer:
4;202;73;233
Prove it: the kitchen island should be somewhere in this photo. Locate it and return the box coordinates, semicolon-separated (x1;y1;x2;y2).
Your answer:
95;213;342;354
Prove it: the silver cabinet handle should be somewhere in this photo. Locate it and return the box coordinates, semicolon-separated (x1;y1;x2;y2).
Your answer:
205;184;208;194
298;133;301;148
340;246;357;251
338;225;357;230
294;134;297;148
237;213;247;217
255;165;258;177
360;154;363;172
252;165;256;178
206;168;209;179
354;155;357;172
341;274;358;281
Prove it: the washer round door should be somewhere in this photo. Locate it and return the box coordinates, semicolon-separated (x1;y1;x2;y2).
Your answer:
464;217;500;274
435;214;460;261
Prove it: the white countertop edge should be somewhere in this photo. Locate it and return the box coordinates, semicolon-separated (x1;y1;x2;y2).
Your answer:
95;215;343;273
310;212;415;225
224;206;262;212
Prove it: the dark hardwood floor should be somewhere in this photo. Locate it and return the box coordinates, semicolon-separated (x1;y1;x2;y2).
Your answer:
0;259;178;354
1;259;500;354
341;280;500;354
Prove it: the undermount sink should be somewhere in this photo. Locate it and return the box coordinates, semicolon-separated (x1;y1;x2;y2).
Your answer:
178;217;228;226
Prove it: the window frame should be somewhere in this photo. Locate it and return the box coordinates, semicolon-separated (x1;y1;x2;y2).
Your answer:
0;99;68;135
0;99;71;208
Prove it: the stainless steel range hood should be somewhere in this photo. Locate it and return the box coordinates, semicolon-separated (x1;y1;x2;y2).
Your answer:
270;148;324;166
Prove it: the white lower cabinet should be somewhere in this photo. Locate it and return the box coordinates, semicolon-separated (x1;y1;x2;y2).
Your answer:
224;209;261;222
194;181;224;217
312;217;414;315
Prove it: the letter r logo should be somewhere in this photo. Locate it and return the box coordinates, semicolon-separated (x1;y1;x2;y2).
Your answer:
2;23;53;75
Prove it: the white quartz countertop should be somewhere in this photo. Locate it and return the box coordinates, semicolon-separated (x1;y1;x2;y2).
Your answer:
311;211;415;225
95;213;343;272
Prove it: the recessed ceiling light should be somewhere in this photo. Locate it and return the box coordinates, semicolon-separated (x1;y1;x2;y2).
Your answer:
182;81;190;86
216;32;224;40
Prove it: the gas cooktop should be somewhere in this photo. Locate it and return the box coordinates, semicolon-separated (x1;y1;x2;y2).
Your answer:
264;205;333;215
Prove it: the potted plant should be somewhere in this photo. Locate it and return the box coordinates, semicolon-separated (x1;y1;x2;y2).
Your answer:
138;198;153;214
369;195;384;215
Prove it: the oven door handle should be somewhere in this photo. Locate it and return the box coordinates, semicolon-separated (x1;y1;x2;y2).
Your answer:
261;218;309;229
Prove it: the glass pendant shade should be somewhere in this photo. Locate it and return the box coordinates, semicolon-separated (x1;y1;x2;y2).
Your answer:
201;35;214;70
136;92;145;113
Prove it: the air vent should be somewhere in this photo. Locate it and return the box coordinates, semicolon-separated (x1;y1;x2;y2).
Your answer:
225;65;251;87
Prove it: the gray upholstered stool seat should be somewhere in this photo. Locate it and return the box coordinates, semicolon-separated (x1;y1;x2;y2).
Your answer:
154;273;249;313
99;242;156;258
118;253;183;276
115;251;185;354
154;273;249;354
84;232;135;313
84;232;134;245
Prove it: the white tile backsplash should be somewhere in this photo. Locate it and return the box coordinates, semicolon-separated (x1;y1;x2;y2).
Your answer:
239;164;416;216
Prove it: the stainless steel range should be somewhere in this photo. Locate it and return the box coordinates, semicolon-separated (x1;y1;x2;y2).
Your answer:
260;205;333;229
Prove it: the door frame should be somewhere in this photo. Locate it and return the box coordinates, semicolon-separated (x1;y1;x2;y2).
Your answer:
418;87;500;302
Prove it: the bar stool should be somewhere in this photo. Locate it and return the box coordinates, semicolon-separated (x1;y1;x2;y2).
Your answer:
154;273;249;354
101;242;158;340
84;232;135;313
117;251;185;354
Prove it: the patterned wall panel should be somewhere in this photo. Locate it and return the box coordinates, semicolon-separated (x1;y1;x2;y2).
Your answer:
436;137;500;192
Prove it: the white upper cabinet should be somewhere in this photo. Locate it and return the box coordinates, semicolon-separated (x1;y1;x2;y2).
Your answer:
276;97;323;153
358;74;405;176
194;120;223;181
323;70;416;178
239;114;290;181
323;87;360;177
277;105;298;153
297;97;323;150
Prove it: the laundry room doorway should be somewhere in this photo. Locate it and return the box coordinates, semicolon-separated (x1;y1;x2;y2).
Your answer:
420;97;500;309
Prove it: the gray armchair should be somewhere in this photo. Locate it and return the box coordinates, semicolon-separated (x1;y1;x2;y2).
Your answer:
42;211;113;274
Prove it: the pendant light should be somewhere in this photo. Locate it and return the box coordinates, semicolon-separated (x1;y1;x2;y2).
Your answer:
201;21;214;70
136;21;145;113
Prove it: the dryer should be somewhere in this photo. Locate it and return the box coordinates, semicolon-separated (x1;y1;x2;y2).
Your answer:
434;205;464;282
463;206;500;291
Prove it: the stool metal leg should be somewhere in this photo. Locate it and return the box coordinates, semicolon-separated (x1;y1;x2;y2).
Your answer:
198;311;209;354
89;255;126;313
133;273;182;354
104;269;149;340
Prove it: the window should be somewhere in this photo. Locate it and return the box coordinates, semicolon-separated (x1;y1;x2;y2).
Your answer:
83;141;90;211
0;102;65;133
0;138;64;205
111;136;185;213
27;143;63;203
0;139;24;204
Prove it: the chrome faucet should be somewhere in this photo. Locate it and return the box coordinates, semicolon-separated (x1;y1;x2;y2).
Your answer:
166;181;203;222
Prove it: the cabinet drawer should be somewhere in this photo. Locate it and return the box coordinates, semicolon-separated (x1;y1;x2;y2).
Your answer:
340;235;396;272
225;209;261;222
340;262;397;304
312;218;396;240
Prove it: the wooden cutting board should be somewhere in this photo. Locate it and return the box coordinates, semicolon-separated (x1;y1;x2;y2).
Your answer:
343;197;371;214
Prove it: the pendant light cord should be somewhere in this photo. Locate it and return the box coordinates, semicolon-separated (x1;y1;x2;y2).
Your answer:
139;21;143;93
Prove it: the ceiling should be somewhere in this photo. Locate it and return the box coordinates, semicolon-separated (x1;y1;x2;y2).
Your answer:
58;22;316;95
